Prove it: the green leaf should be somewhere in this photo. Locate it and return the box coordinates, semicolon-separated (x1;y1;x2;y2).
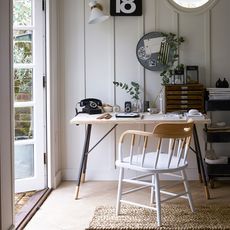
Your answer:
127;87;133;93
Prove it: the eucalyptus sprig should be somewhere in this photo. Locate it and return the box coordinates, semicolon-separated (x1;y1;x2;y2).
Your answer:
113;81;140;100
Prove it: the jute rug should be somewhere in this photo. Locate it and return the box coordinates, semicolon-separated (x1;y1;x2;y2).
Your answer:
86;204;230;230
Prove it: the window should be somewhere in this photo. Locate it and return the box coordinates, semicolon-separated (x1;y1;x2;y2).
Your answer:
167;0;218;13
172;0;210;9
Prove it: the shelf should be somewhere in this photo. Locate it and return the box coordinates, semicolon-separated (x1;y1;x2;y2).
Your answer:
204;130;230;142
204;90;230;185
205;163;230;177
205;100;230;111
206;126;230;131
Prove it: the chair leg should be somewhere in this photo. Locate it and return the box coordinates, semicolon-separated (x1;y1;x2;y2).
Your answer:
181;169;195;212
116;167;124;216
150;175;155;205
154;173;161;227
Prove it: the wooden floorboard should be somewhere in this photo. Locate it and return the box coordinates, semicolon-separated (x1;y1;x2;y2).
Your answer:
15;188;49;229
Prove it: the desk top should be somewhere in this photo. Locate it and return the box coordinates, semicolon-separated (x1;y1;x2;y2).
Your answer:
70;112;211;125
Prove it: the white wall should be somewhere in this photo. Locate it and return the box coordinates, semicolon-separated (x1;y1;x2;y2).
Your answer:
59;0;230;181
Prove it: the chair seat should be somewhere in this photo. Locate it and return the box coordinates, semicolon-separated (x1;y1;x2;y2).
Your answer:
116;152;188;173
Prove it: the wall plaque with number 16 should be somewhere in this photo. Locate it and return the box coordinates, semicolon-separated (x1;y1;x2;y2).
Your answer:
110;0;142;16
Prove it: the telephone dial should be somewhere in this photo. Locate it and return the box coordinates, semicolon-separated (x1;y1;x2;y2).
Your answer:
76;98;102;115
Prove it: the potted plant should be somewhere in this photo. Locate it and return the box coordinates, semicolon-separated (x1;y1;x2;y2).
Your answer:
113;81;142;112
159;32;185;85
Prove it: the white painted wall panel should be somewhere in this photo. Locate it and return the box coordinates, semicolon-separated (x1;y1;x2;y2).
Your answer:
59;0;86;179
115;17;143;106
59;0;229;181
84;0;116;180
179;14;206;85
211;0;230;85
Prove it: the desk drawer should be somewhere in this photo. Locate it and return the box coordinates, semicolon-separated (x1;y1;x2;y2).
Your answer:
166;95;203;100
167;91;203;95
165;85;203;91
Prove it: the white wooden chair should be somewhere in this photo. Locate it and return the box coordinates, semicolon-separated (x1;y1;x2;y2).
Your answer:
115;120;195;227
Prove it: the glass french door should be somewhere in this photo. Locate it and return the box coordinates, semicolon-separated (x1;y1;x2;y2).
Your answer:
13;0;46;193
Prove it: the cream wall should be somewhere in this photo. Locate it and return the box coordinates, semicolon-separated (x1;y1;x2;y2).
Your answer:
59;0;230;181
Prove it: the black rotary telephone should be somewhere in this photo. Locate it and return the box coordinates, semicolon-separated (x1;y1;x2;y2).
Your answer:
76;98;102;115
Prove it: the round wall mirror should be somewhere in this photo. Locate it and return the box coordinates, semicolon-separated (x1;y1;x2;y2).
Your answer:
136;32;173;71
167;0;219;13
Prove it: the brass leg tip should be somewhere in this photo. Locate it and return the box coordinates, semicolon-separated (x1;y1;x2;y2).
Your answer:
81;173;86;183
75;186;80;200
205;186;210;200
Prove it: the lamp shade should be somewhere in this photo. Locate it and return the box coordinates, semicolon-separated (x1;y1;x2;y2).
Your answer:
88;1;109;24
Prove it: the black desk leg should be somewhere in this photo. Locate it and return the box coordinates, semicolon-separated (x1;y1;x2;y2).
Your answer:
193;124;210;199
195;149;203;183
75;124;92;199
81;153;88;183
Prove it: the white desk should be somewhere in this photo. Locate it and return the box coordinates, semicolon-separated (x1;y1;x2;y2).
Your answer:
70;112;211;199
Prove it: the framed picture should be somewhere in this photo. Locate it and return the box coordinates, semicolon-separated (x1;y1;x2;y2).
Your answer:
186;66;199;84
110;0;142;16
173;69;185;84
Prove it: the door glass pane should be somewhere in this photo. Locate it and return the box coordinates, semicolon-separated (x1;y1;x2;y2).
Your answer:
13;0;32;26
14;68;33;102
15;107;33;140
13;30;33;64
15;144;34;179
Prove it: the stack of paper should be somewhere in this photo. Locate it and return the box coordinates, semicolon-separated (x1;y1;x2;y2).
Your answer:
207;88;230;100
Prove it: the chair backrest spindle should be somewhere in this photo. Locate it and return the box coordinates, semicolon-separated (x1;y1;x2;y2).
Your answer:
167;138;175;168
141;136;148;166
129;134;136;164
153;121;194;169
154;138;162;168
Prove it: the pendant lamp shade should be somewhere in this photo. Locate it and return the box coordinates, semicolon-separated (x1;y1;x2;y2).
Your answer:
88;1;109;24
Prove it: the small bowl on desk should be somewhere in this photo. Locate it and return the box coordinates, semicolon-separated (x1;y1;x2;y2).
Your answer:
147;108;158;114
103;105;113;113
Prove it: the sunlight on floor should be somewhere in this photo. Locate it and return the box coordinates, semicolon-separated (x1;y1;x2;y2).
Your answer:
25;180;230;230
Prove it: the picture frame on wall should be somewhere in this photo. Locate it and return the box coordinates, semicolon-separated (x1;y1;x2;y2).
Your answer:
110;0;142;16
173;68;185;84
186;66;199;84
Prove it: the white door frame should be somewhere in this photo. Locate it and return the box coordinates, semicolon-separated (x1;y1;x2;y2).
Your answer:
0;0;60;227
14;0;47;193
0;0;14;229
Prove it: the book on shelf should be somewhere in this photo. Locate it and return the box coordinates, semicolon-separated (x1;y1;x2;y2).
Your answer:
206;88;230;100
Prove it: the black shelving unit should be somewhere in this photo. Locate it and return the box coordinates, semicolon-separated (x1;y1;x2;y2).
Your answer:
204;95;230;188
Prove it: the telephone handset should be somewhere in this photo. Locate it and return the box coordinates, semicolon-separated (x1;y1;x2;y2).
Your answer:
77;98;102;115
80;98;102;108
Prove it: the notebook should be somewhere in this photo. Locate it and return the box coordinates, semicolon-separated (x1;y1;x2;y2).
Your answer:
115;112;140;118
